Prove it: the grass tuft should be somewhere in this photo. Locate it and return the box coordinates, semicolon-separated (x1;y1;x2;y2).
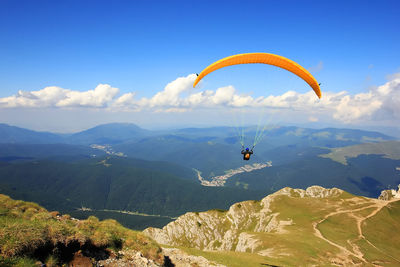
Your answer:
0;194;164;265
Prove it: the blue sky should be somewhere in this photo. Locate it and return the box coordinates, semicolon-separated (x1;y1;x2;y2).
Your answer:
1;0;400;133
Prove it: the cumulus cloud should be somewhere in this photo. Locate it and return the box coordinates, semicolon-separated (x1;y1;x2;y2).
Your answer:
149;74;196;107
376;76;400;119
0;84;119;108
57;84;119;107
110;75;258;110
330;75;400;123
1;72;400;126
332;93;382;123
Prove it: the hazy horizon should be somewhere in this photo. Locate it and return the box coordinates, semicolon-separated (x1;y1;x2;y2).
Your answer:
2;119;400;139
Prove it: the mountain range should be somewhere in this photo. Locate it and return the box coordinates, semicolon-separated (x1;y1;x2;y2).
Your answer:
0;122;394;147
0;122;399;231
1;185;399;266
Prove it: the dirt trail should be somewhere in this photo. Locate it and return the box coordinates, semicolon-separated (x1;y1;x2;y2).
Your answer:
358;199;400;264
357;199;396;238
313;198;400;265
313;205;374;264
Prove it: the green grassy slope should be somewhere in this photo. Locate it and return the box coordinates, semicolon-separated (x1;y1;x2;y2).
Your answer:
0;194;163;266
319;141;400;165
361;201;400;265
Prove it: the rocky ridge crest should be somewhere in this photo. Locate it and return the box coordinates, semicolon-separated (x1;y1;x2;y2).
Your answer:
144;185;344;252
378;184;400;200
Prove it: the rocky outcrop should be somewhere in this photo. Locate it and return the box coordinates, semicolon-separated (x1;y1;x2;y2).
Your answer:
162;248;225;267
275;185;343;198
378;184;400;200
235;233;261;253
144;186;345;253
97;250;161;267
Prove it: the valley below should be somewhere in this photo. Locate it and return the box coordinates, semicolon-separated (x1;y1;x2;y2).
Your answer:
195;161;272;187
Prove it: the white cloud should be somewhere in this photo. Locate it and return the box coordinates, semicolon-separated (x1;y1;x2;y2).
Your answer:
377;77;400;119
56;84;119;107
332;94;382;123
108;75;259;110
212;86;235;105
185;90;213;106
331;75;400;123
1;72;400;127
0;84;119;108
0;86;67;108
113;92;136;106
149;74;196;107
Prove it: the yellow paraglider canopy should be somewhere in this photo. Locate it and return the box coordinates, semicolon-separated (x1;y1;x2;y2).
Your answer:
193;53;321;98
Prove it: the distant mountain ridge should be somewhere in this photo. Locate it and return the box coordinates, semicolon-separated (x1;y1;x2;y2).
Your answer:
0;123;64;144
1;122;399;223
0;143;105;162
0;122;396;146
65;122;151;145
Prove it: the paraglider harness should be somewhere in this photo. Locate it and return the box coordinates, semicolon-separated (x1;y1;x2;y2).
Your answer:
241;146;254;161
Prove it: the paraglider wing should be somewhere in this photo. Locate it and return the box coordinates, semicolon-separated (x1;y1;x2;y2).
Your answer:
193;53;321;98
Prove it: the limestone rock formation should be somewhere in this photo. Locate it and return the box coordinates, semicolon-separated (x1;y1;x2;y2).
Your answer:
97;250;161;267
378;184;400;200
162;248;225;267
144;185;400;266
144;185;344;253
